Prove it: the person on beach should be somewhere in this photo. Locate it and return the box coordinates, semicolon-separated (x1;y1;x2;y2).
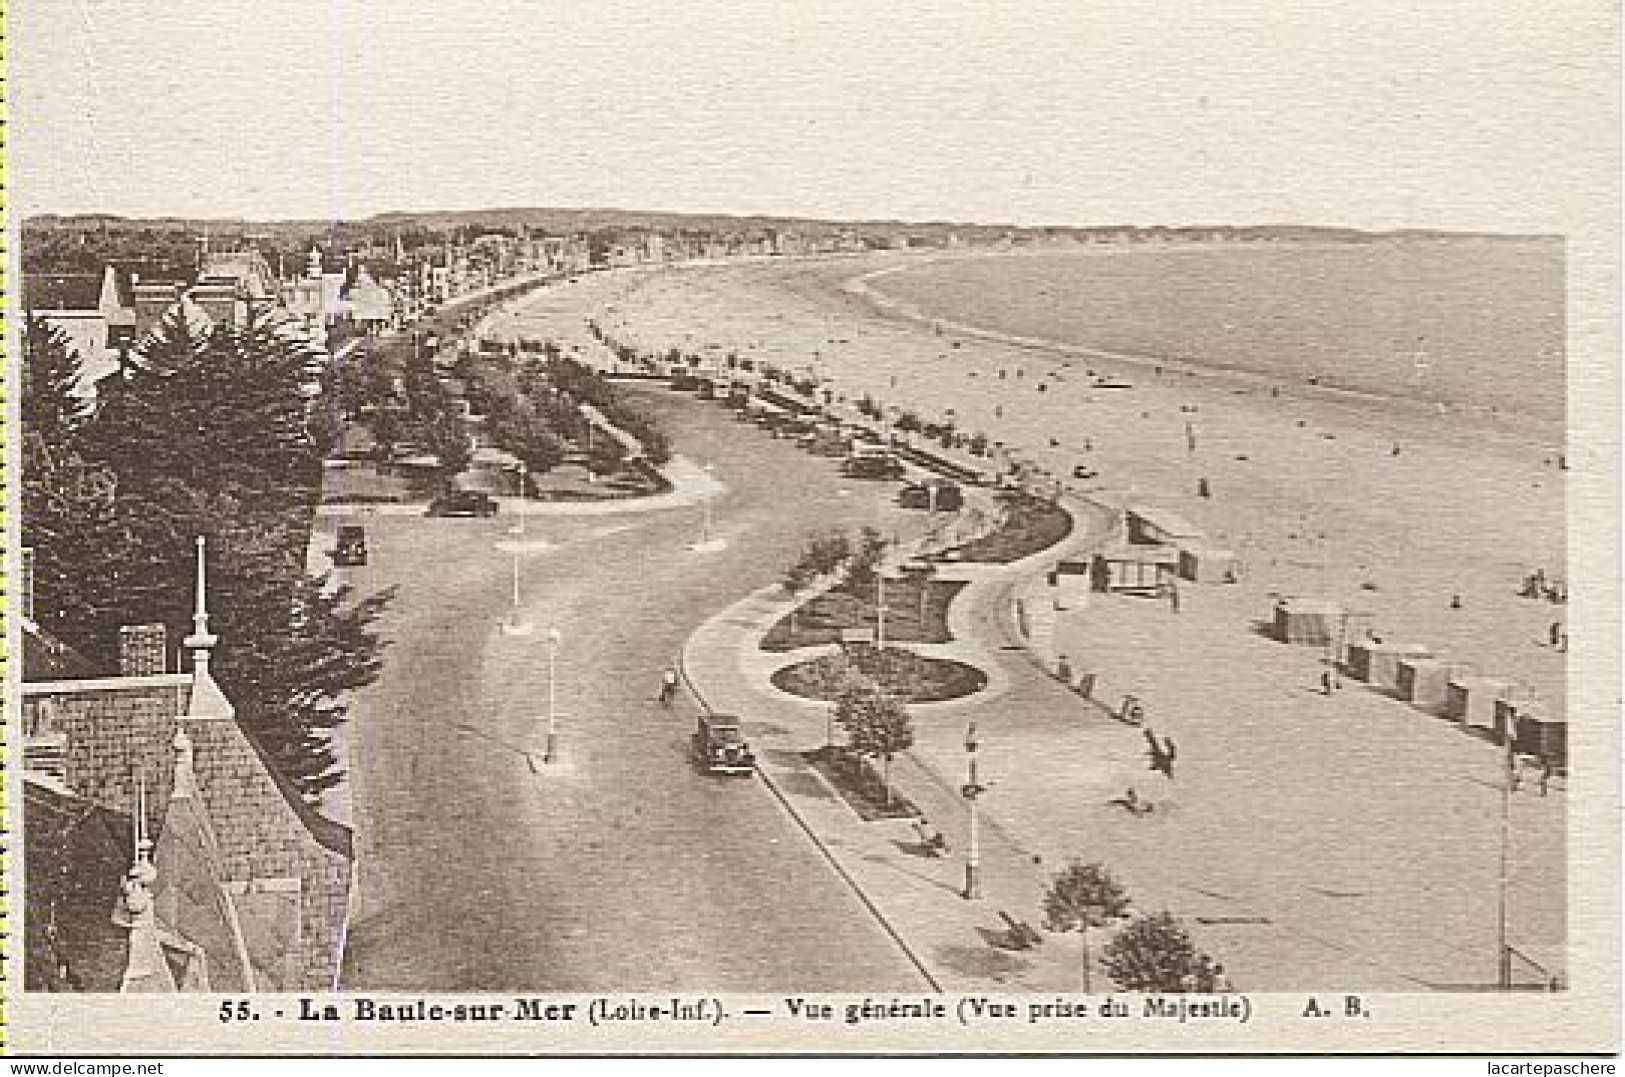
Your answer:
1321;670;1335;696
1145;729;1177;779
1056;654;1073;684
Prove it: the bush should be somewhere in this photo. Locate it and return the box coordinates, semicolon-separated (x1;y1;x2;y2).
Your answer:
1102;912;1222;993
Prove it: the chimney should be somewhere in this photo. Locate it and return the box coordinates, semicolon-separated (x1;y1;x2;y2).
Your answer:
119;624;168;677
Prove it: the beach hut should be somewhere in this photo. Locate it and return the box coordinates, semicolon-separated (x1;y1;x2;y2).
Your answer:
1124;503;1206;547
1347;641;1434;690
1493;697;1554;748
1091;545;1179;595
1513;708;1567;770
1272;598;1344;646
1053;559;1092;610
1444;676;1516;732
1396;659;1468;708
1178;545;1240;584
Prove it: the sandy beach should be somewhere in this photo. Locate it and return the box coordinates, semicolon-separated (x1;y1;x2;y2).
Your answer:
494;248;1568;987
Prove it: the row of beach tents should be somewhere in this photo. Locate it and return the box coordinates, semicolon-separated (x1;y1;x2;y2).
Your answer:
1273;597;1565;769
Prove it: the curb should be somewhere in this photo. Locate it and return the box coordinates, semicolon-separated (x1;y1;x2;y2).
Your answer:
676;621;945;994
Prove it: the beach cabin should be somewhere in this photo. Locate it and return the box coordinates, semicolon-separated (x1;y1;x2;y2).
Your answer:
1346;640;1434;690
1492;697;1551;748
1272;598;1344;646
1052;559;1092;610
1514;708;1567;770
1178;545;1240;584
1445;676;1516;733
1091;545;1179;595
1124;504;1205;547
1396;658;1469;709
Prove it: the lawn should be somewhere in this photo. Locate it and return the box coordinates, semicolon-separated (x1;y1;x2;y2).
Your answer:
938;491;1072;564
761;578;966;652
802;745;921;822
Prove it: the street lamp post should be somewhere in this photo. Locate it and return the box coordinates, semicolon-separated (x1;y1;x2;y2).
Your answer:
700;462;715;546
962;722;986;900
502;461;532;635
545;627;562;764
876;569;887;652
1497;721;1515;989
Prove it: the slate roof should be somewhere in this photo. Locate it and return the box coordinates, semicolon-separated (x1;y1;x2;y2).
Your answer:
24;274;103;312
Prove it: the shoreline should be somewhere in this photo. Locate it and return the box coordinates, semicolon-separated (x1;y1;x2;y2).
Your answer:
843;248;1564;456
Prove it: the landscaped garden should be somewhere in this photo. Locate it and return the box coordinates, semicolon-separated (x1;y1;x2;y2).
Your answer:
938;490;1072;564
773;645;986;704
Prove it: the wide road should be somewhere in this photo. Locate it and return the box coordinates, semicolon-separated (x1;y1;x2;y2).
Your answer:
336;386;928;990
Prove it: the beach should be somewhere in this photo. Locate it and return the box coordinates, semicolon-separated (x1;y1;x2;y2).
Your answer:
497;245;1568;987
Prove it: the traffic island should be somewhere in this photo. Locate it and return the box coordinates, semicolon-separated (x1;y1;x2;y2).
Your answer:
771;647;988;704
937;491;1073;563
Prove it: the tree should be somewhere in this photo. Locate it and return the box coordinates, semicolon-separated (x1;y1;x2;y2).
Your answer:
1042;860;1131;993
21;316;89;452
420;412;472;487
846;525;888;593
1101;912;1221;993
56;308;393;800
834;682;914;804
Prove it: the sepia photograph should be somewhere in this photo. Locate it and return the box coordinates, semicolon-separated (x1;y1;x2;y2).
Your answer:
7;0;1618;1059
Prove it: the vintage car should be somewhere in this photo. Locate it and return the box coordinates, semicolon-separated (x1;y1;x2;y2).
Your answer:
841;450;905;481
332;524;368;567
691;713;756;775
426;490;499;517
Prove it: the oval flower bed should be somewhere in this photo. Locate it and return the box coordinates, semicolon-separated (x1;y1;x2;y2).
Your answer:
771;646;987;704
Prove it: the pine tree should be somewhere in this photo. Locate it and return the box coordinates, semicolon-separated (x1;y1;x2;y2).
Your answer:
20;316;124;648
20;316;89;452
64;306;391;799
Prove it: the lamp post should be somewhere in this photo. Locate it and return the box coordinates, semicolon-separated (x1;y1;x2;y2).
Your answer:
700;462;715;546
544;627;562;764
502;461;532;635
1496;715;1516;989
876;568;887;652
962;722;987;900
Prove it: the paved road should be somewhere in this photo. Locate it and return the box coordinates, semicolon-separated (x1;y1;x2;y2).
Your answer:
336;387;929;990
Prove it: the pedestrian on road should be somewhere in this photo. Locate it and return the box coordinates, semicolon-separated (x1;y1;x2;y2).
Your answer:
1321;670;1334;696
1056;654;1073;685
658;667;679;705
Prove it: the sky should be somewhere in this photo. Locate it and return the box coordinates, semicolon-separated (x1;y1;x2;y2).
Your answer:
12;0;1617;232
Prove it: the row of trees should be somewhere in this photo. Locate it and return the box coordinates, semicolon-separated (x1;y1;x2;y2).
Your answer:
23;313;391;799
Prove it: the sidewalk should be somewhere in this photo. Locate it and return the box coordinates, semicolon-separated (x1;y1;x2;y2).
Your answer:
681;491;1467;992
676;494;1143;992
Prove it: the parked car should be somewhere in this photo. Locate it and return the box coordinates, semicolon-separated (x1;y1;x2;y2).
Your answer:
426;491;498;517
332;525;368;567
692;713;756;775
841;453;905;481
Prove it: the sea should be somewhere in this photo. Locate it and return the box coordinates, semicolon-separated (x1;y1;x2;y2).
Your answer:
862;240;1565;442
